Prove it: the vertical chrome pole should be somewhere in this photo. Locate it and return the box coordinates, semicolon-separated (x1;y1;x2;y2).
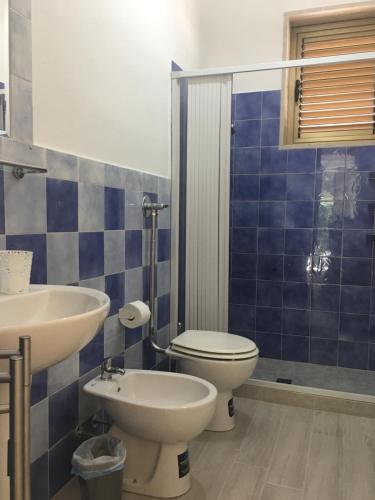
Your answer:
150;209;157;336
9;355;24;500
143;196;168;353
19;337;31;500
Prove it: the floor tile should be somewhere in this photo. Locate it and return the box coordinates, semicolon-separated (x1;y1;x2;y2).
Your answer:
261;484;302;500
267;406;313;489
236;401;285;467
217;462;266;500
303;411;341;500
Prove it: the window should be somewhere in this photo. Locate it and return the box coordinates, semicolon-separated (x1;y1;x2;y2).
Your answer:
284;17;375;145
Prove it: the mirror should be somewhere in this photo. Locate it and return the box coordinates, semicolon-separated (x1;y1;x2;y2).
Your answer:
0;0;9;136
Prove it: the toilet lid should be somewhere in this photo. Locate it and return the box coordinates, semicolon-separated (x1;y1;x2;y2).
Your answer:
169;343;259;360
171;330;258;358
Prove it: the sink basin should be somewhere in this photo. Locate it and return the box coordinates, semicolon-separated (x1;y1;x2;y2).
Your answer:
0;285;110;500
0;285;110;373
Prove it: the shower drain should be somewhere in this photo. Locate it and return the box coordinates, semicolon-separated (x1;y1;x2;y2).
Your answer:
276;378;292;384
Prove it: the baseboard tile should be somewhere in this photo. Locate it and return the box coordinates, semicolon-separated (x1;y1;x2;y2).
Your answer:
235;379;375;418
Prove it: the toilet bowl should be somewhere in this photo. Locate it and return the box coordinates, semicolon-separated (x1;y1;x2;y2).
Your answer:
167;330;259;432
84;369;217;498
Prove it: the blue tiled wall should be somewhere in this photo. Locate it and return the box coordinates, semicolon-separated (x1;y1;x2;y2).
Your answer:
0;139;171;499
230;89;375;372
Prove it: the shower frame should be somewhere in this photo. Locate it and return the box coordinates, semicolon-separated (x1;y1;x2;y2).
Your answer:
170;50;375;339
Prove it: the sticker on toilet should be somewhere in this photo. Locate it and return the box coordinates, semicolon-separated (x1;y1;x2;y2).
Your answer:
178;450;190;478
228;398;234;417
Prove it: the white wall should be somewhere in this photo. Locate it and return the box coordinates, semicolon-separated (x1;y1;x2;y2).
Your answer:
30;0;373;173
0;0;8;86
31;0;199;177
195;0;373;93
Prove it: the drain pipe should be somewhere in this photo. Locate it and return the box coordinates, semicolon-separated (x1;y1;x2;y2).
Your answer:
143;195;169;353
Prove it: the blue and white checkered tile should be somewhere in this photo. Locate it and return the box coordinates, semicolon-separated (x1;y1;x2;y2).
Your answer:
0;136;171;498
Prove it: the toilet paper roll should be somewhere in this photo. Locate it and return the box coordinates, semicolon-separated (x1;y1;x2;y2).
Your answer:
119;301;151;329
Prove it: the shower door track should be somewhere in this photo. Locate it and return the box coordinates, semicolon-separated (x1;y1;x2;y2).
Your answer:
171;51;375;79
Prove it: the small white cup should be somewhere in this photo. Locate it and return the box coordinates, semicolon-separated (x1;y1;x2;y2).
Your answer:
0;251;33;294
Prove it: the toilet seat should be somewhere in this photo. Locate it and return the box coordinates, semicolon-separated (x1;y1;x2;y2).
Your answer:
170;330;259;361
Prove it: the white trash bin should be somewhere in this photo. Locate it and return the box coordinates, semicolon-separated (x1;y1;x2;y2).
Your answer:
72;435;126;500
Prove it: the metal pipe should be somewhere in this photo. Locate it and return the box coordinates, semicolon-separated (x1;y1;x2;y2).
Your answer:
149;208;167;354
142;196;169;353
9;355;24;500
19;337;31;500
150;210;157;335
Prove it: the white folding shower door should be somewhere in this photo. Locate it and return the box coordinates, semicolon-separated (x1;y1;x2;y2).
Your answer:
183;75;232;333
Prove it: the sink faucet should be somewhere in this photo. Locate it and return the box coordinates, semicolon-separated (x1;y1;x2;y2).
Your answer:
100;357;125;380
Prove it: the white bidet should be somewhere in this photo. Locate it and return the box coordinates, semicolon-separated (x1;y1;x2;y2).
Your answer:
84;369;217;498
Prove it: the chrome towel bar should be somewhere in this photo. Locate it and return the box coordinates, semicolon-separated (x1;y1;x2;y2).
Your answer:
0;336;31;500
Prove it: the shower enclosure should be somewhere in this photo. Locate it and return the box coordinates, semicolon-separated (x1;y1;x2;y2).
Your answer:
170;51;375;399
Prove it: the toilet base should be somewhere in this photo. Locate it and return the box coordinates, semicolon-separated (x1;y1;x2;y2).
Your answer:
110;425;191;498
206;391;235;432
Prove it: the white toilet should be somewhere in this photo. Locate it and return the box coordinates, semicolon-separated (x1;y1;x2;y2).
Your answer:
84;369;217;498
167;330;259;431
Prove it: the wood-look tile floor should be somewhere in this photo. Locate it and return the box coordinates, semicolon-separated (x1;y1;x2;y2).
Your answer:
54;397;375;500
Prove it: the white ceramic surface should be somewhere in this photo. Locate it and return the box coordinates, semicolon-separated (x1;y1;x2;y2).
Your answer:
167;330;259;431
0;284;110;500
172;330;258;355
84;370;217;497
0;284;110;374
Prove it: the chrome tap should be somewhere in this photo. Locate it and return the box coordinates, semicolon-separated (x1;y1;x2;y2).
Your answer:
100;357;125;380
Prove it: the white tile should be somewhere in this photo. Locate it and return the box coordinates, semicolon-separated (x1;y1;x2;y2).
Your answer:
46;150;78;181
0;136;44;166
143;173;158;193
157;260;170;297
78;367;101;425
125;168;143;192
9;10;32;81
157;176;171;200
10;74;33;143
79;158;105;185
4;172;46;234
124;341;143;369
30;398;49;463
104;315;125;358
157;176;171;230
124;266;143;303
47;352;79;395
105;164;126;188
125;190;143;230
79;276;105;291
78;183;104;231
158;205;171;230
47;233;78;285
104;230;125;275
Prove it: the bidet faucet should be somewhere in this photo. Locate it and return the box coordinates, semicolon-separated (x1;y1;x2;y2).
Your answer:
100;357;125;380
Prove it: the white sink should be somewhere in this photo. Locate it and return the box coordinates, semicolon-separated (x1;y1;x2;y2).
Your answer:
0;285;110;373
0;285;110;500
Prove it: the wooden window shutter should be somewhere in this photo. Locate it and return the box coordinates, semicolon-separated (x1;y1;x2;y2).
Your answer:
289;18;375;144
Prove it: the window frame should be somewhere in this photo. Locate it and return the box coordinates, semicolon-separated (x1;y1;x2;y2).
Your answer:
282;7;375;147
